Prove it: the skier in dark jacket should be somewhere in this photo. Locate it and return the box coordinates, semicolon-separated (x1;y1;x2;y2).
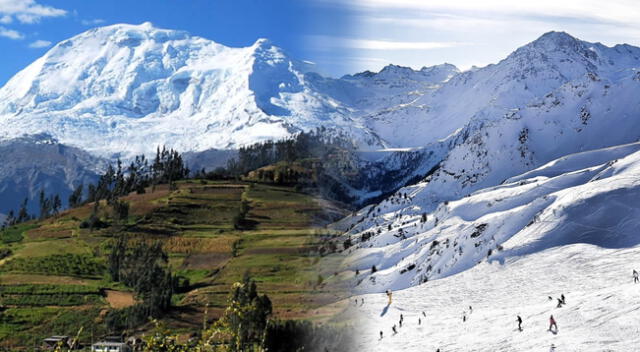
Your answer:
633;269;639;283
561;294;566;304
517;315;523;331
549;315;558;331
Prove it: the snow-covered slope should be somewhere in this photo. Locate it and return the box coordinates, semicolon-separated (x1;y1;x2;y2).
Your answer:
333;141;640;351
340;141;640;293
336;32;640;294
346;243;640;351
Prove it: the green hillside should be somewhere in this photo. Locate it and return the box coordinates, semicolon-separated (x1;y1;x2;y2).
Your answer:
0;180;348;348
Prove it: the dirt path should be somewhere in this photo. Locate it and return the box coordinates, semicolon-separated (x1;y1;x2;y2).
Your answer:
104;289;136;308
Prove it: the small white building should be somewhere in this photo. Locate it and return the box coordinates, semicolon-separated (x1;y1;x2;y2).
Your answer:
91;341;132;352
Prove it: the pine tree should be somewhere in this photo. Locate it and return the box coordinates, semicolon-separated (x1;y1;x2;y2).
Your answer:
68;183;84;208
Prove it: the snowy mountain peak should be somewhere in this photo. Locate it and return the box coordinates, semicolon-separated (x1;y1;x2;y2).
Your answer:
509;30;600;68
535;30;578;46
77;22;190;47
379;64;414;74
0;23;354;157
420;63;459;73
253;37;272;47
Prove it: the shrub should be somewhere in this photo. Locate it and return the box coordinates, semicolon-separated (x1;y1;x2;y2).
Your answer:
0;247;12;260
79;214;108;229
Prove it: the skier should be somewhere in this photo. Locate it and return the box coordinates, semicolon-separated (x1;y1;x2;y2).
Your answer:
517;315;523;331
392;324;397;334
422;311;426;317
549;344;556;351
361;298;365;305
380;331;383;339
634;269;639;283
561;294;566;304
469;305;473;314
400;314;404;323
462;311;467;322
419;317;422;325
386;290;393;305
556;298;563;308
549;315;558;331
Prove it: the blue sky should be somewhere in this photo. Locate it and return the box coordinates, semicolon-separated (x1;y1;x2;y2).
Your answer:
0;0;352;84
2;1;640;82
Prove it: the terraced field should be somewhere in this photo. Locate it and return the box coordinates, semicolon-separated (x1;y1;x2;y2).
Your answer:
0;181;347;348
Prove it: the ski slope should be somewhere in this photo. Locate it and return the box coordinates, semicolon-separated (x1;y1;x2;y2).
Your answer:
347;243;640;351
333;141;640;350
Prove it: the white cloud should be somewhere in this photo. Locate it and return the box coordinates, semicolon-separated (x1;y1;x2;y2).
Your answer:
0;0;66;24
0;25;23;39
308;34;463;51
351;0;640;27
28;39;50;48
0;14;11;23
81;18;105;26
340;38;464;50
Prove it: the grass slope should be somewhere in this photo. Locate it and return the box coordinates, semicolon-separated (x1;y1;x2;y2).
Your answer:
0;181;347;348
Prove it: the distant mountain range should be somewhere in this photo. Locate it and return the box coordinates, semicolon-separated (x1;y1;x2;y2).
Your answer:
2;24;640;238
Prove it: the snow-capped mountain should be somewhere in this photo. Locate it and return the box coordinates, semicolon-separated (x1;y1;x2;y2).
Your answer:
0;22;459;158
0;22;461;217
336;31;640;294
0;23;324;157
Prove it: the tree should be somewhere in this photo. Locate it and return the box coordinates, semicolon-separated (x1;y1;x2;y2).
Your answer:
68;183;84;208
106;237;175;330
203;272;272;350
17;198;30;223
52;194;61;216
108;235;127;282
111;200;129;222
